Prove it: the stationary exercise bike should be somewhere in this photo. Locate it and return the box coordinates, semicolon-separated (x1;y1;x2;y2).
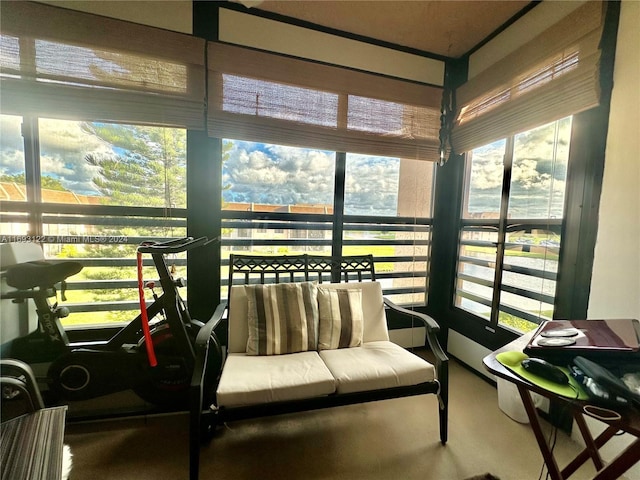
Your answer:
0;237;212;408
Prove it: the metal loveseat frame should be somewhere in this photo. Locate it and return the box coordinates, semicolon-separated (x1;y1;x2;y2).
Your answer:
188;254;448;480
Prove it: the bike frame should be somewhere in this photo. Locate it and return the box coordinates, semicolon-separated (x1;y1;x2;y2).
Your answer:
0;237;208;405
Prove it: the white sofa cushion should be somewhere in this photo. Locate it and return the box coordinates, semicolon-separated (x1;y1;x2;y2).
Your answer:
317;286;364;350
228;285;251;354
319;340;436;394
216;351;336;407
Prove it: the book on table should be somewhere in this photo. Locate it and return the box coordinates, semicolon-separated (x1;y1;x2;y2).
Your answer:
524;319;640;365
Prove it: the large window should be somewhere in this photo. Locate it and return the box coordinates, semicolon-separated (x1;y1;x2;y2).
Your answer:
0;114;187;326
344;153;434;304
221;139;336;262
219;139;435;304
0;1;204;330
455;117;571;333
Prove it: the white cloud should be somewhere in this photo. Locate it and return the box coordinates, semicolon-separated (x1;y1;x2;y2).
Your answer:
225;144;336;202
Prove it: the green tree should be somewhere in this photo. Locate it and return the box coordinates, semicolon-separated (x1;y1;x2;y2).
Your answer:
84;124;186;209
65;124;188;322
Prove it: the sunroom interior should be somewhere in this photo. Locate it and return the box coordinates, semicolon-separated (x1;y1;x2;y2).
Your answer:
0;0;639;478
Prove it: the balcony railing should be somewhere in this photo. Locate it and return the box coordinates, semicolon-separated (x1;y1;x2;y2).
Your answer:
1;201;432;326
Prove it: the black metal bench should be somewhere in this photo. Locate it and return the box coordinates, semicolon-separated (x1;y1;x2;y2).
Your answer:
188;254;448;480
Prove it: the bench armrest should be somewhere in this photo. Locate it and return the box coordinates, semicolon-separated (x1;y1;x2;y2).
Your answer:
383;297;439;332
383;297;448;364
191;302;227;399
189;301;226;474
1;359;45;413
194;301;227;350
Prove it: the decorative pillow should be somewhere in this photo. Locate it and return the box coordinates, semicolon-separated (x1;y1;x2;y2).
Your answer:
317;287;364;350
245;282;319;355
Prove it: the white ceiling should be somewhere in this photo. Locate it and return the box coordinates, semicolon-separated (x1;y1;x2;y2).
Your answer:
246;1;533;58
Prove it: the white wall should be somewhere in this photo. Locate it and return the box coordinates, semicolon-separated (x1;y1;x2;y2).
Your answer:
218;8;444;86
588;1;640;322
467;0;586;79
37;1;192;34
577;3;640;476
36;1;444;86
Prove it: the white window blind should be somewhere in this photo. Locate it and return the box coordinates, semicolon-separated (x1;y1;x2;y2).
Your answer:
208;42;442;161
451;1;605;154
0;1;206;129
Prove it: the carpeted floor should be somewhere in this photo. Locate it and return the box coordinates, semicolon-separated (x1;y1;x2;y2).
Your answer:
64;356;627;480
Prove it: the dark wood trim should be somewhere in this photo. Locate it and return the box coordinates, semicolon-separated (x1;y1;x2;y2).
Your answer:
192;0;223;40
218;1;450;62
464;1;540;58
187;2;224;320
554;1;621;320
186;132;221;321
428;57;468;347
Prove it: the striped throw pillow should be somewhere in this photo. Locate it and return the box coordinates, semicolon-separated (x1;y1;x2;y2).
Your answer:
317;287;364;350
245;282;319;355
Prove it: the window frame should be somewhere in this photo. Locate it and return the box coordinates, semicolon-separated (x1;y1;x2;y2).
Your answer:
216;137;437;306
428;105;612;351
426;2;619;351
1;118;437;332
0;1;618;348
0;114;191;326
454;122;568;334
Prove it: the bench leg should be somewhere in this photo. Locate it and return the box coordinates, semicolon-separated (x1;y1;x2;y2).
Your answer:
438;364;449;444
439;398;448;444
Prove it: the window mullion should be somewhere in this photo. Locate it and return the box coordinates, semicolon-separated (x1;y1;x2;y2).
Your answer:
489;136;515;327
330;93;349;280
331;152;346;281
21;116;43;235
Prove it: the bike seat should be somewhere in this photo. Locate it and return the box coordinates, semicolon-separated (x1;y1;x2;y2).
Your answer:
6;261;82;290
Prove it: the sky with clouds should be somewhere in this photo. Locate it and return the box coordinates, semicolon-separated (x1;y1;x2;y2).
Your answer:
222;140;402;216
1;117;569;218
0;116;109;195
466;118;570;219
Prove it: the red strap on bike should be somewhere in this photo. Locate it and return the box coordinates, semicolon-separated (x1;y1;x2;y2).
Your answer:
137;251;158;367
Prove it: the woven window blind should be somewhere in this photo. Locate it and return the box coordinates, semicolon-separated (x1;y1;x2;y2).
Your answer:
208;42;442;161
0;1;206;129
451;1;604;154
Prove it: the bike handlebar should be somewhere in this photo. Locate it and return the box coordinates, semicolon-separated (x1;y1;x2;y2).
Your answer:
136;236;209;254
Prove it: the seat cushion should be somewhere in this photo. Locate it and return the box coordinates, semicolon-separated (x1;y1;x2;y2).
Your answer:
317;286;364;350
216;351;336;407
319;341;436;394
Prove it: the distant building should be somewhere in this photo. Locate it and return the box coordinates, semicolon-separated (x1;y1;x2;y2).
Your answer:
223;202;334;252
0;182;102;249
0;182;102;205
